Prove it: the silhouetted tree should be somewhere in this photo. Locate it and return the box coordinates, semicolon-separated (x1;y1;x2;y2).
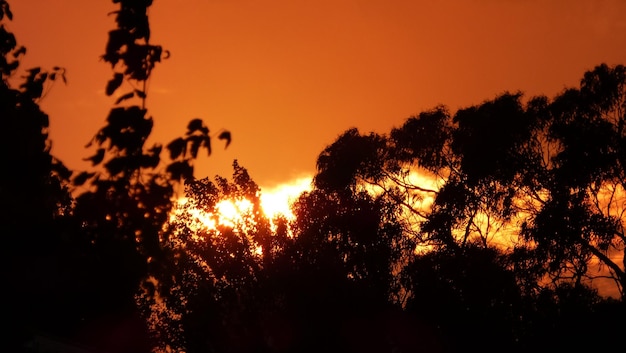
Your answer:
0;2;80;350
520;64;626;300
319;65;626;300
154;156;424;352
66;1;229;351
148;161;275;353
254;174;418;352
314;63;626;351
401;245;524;352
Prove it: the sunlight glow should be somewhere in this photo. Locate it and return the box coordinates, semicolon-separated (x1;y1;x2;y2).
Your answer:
259;177;313;220
215;199;254;228
174;176;313;233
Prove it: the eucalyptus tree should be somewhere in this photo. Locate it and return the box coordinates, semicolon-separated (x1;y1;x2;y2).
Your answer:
310;64;626;353
313;98;538;351
312;94;541;261
312;95;541;254
316;64;626;299
520;63;626;300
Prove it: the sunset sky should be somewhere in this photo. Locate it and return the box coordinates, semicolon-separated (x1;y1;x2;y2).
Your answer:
8;0;626;192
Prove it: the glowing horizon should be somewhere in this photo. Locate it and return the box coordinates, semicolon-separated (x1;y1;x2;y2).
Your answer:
173;175;313;235
259;176;313;220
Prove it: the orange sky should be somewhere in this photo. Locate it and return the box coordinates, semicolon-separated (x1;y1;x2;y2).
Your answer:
8;0;626;191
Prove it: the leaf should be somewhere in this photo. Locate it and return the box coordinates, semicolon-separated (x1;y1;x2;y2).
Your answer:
167;161;193;181
150;45;162;62
134;89;146;99
105;156;135;176
52;161;73;180
73;171;96;186
201;135;212;156
187;135;202;158
148;144;162;156
106;72;124;96
167;137;186;160
141;144;162;168
83;148;106;166
104;29;128;66
115;91;135;104
218;130;232;148
12;46;25;58
27;67;41;75
199;135;211;157
187;119;205;134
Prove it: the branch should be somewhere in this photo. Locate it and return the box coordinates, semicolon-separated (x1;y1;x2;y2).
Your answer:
579;240;625;284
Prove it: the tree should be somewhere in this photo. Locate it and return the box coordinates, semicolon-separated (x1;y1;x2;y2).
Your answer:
317;65;626;299
401;245;524;352
146;161;275;353
0;0;71;253
0;1;80;350
152;157;417;352
66;1;230;351
252;161;421;352
520;63;626;300
313;64;626;351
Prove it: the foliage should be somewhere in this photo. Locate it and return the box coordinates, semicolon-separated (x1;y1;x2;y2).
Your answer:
315;66;626;301
64;0;229;351
144;161;278;352
401;245;524;352
154;160;413;352
308;65;626;349
0;2;77;351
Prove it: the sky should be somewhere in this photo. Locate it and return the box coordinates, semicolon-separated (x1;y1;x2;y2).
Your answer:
7;0;626;191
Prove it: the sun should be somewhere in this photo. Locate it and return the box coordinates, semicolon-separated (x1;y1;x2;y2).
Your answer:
259;176;313;220
173;176;313;233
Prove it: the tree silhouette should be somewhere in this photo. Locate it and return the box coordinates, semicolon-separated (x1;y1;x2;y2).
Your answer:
520;63;626;300
65;0;230;351
269;187;411;352
318;66;626;300
151;158;425;352
148;161;274;353
313;63;626;351
0;2;80;351
401;245;523;352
